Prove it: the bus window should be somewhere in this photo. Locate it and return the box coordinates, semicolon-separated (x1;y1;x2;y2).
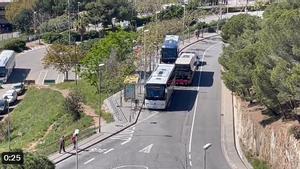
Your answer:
145;85;166;100
0;67;6;77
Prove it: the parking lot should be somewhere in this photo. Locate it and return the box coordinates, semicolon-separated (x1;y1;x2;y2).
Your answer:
0;46;76;105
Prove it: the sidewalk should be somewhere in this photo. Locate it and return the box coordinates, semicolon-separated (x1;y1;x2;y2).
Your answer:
48;84;145;164
221;81;253;169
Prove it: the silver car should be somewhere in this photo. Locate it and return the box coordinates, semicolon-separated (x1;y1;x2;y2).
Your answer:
2;89;17;105
13;82;25;95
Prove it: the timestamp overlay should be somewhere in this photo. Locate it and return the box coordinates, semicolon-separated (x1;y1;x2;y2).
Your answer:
1;152;24;165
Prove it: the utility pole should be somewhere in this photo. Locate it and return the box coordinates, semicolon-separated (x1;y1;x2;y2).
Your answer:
98;64;105;133
143;29;149;85
68;0;71;45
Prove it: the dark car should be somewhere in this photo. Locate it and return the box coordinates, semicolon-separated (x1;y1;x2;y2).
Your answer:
0;99;8;114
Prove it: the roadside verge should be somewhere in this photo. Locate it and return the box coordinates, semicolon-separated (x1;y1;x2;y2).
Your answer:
221;80;253;169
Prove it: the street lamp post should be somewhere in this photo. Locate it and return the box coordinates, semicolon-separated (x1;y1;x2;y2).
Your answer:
68;0;71;45
98;63;105;133
143;29;149;84
77;2;80;22
5;99;10;151
203;143;212;169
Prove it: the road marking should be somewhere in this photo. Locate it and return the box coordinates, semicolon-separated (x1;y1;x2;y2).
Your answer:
103;148;114;154
188;42;222;159
112;165;149;169
42;70;48;85
55;74;60;84
84;158;95;165
139;144;153;153
121;137;132;145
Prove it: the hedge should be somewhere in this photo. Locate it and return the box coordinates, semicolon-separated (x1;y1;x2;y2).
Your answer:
2;38;27;52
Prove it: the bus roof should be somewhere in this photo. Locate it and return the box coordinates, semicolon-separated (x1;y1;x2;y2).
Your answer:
175;52;196;65
0;50;14;67
162;35;180;49
146;64;175;85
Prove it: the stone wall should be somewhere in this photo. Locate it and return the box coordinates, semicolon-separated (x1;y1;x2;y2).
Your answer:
234;97;300;169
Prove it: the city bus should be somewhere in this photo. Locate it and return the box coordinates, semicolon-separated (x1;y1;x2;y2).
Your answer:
144;64;175;109
174;52;196;86
161;35;180;64
0;50;16;83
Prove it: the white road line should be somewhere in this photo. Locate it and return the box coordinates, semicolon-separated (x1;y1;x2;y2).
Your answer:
190;160;193;166
55;74;60;84
188;42;222;157
139;144;153;153
103;148;114;154
42;70;48;85
84;158;95;165
112;165;149;169
189;154;192;159
121;138;132;145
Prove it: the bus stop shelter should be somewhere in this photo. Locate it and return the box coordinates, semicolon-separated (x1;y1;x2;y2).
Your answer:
123;75;139;102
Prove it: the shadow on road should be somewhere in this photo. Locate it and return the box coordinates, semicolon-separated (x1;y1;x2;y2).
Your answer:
191;71;214;87
7;68;30;84
166;90;197;111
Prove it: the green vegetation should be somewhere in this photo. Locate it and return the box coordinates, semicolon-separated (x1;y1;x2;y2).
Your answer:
43;44;84;80
219;1;300;120
1;38;27;53
0;87;93;155
0;150;55;169
64;90;84;121
246;153;270;169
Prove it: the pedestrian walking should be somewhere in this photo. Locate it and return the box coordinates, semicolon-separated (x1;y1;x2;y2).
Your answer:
59;136;66;153
195;29;200;39
71;133;77;149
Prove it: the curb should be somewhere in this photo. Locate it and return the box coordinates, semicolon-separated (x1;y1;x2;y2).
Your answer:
51;99;145;164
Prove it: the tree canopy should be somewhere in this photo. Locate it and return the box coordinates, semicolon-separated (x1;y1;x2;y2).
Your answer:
219;1;300;119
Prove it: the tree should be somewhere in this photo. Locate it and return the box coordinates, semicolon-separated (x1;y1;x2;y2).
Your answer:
12;9;33;33
221;14;261;42
64;90;84;121
5;0;36;24
75;13;90;41
85;0;137;28
43;44;84;80
81;31;137;91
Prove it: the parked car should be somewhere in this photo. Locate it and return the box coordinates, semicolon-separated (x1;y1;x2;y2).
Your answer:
2;89;17;105
0;99;8;114
13;82;25;95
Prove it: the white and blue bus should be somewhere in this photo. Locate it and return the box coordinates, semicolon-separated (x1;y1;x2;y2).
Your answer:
0;50;16;83
144;64;175;109
161;35;180;64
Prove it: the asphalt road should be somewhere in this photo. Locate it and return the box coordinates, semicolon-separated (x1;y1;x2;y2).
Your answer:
56;36;230;169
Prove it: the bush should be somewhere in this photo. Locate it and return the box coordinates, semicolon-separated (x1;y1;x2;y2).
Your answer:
42;32;62;44
289;125;300;140
79;38;101;53
84;30;100;40
39;15;69;33
2;38;27;52
64;90;84;121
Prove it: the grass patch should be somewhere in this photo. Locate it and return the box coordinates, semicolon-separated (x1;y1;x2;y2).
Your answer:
0;87;93;155
55;80;114;123
246;152;270;169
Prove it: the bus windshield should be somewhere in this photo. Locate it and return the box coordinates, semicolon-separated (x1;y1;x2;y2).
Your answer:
145;85;166;100
161;48;177;59
0;67;6;77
